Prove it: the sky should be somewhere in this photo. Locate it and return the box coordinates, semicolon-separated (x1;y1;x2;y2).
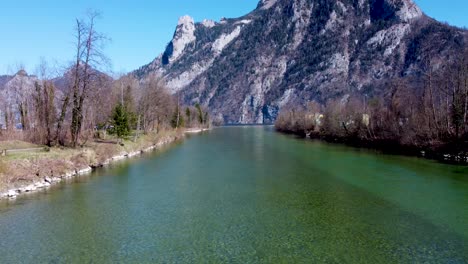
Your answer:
0;0;466;76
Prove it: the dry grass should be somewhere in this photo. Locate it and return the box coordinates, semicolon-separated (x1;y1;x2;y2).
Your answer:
0;129;182;192
92;142;121;164
2;147;77;161
0;140;40;150
0;160;7;192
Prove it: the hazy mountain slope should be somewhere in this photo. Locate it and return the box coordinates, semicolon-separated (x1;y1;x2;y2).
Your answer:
0;68;112;128
0;71;38;107
0;75;13;90
0;71;38;127
135;0;467;124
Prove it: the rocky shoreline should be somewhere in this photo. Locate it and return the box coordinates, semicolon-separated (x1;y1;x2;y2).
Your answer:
0;134;186;200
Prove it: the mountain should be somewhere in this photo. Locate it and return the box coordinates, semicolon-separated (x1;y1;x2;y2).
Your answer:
0;75;13;90
0;71;38;107
0;68;112;128
0;71;38;127
50;66;113;95
134;0;467;124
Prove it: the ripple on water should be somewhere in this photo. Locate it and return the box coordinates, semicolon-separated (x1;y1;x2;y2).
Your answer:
0;127;467;263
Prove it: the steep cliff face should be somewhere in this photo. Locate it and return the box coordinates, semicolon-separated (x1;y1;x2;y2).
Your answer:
135;0;466;124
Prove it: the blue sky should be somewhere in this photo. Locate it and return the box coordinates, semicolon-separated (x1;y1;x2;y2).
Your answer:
0;0;466;76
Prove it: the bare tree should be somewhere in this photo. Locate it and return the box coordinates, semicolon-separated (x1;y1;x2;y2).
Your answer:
30;60;57;146
12;69;31;131
139;74;174;133
33;80;56;146
68;10;109;147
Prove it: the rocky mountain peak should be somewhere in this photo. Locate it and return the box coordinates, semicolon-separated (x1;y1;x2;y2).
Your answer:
367;0;422;22
392;0;423;21
163;15;196;64
201;19;216;28
15;69;28;77
177;15;194;27
135;0;465;124
256;0;422;22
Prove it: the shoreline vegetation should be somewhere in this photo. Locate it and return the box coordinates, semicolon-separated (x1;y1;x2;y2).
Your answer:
275;105;468;164
276;127;468;164
0;13;214;200
275;47;468;164
0;128;211;200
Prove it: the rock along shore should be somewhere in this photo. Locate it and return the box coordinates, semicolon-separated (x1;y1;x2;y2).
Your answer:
0;132;192;200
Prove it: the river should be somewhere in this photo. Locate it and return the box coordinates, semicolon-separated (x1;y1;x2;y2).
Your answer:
0;126;467;263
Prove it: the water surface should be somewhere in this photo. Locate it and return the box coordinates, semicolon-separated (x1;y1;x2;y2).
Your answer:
0;126;467;263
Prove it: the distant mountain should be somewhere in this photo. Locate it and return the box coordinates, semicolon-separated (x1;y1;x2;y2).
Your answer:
50;66;112;95
0;68;112;127
0;71;38;126
0;75;13;90
0;71;38;107
134;0;467;124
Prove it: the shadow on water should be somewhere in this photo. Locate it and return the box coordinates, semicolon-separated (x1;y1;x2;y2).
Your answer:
0;126;467;263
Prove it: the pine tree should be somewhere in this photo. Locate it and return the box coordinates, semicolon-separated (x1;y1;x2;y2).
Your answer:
195;103;204;124
123;85;137;129
110;103;130;139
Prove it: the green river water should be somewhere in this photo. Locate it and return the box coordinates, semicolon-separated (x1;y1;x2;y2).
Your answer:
0;126;467;263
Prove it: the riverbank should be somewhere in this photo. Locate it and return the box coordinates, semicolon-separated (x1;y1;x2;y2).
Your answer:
1;126;466;263
0;129;193;200
184;128;211;134
276;129;468;165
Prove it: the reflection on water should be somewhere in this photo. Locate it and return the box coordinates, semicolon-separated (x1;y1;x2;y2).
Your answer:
0;127;467;263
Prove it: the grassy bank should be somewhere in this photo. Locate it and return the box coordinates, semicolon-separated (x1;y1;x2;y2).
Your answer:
0;129;184;195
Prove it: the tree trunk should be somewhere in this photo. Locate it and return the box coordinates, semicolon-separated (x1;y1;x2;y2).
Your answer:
56;95;70;146
134;114;141;142
428;71;439;136
463;66;468;133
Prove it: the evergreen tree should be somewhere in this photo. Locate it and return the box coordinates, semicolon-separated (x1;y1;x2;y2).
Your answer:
123;85;138;129
195;103;204;124
171;105;185;128
110;103;130;139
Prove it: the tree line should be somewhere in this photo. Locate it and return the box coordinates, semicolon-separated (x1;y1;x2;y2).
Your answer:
276;46;468;157
0;12;210;147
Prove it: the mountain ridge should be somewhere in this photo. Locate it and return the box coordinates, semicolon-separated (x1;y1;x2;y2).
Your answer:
134;0;467;124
